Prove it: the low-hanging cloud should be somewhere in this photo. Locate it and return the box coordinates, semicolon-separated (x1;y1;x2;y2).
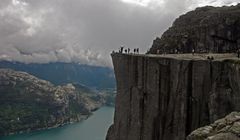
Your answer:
0;0;238;67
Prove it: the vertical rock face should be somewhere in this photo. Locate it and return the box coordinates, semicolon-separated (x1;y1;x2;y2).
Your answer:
106;54;240;140
149;4;240;54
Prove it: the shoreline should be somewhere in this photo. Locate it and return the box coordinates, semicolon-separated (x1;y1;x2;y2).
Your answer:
1;114;90;137
0;106;115;140
0;103;114;137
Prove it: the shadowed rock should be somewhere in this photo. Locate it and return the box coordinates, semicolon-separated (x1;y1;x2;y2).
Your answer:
106;4;240;140
106;53;240;140
187;112;240;140
149;4;240;54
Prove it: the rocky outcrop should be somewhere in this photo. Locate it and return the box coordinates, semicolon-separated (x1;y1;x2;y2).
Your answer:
0;69;103;136
149;4;240;54
106;53;240;140
187;112;240;140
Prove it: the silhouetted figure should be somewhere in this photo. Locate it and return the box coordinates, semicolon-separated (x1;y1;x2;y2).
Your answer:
192;49;195;55
128;48;130;54
133;49;136;54
125;49;127;53
175;49;178;54
120;46;124;53
137;48;139;54
207;56;214;61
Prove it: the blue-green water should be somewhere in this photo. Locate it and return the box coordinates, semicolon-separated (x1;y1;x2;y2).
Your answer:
0;107;114;140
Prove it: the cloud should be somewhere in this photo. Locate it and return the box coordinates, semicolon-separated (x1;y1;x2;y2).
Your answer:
0;0;238;67
188;0;238;9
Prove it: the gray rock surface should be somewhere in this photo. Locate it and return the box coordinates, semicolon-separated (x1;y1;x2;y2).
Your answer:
149;4;240;54
187;112;240;140
106;53;240;140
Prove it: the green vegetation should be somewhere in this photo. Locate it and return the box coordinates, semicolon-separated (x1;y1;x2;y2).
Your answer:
0;103;52;135
99;89;116;107
0;69;109;136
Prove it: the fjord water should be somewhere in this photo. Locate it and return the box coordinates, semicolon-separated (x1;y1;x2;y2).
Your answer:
0;107;114;140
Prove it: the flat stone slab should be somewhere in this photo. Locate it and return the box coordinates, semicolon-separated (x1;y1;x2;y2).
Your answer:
113;53;240;61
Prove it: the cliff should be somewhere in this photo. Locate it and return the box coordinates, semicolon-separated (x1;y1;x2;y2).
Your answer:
107;53;240;140
0;69;104;136
149;4;240;54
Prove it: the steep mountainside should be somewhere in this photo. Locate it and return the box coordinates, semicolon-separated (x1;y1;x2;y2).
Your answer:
107;54;240;140
107;4;240;140
0;61;116;89
0;69;104;136
149;4;240;54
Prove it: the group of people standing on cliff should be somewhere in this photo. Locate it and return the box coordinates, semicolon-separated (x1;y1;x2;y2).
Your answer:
113;46;240;60
112;46;139;54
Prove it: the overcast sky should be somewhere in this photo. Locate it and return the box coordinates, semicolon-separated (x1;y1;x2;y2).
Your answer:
0;0;238;67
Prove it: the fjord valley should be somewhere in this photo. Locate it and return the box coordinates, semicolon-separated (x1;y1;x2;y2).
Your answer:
0;1;240;140
0;68;114;136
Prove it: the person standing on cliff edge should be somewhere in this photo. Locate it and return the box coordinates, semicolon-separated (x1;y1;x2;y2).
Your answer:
119;46;124;53
192;48;195;55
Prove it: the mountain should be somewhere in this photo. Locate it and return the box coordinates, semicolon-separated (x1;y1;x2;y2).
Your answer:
0;69;105;136
0;61;116;89
149;4;240;54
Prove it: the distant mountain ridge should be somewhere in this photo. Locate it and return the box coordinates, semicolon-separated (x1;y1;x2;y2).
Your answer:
0;61;116;89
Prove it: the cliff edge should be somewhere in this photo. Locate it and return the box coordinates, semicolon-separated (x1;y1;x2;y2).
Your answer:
107;53;240;140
